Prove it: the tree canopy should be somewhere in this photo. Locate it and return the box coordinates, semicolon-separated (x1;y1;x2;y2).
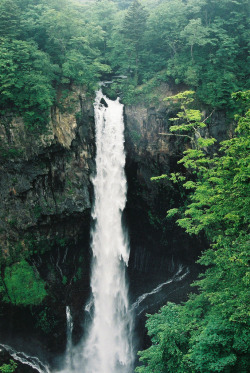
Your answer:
0;0;110;128
0;0;249;128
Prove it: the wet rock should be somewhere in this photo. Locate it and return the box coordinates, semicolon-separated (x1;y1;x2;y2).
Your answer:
100;97;108;107
0;87;95;356
0;346;10;365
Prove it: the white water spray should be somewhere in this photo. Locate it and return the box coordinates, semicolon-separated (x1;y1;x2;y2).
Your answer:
82;91;133;373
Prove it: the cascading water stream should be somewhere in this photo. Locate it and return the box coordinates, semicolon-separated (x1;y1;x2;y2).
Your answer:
0;344;50;373
82;90;134;373
64;306;73;370
130;266;190;315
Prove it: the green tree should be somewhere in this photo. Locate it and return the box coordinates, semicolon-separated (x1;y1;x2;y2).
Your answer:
0;0;21;37
0;0;113;130
82;0;118;60
113;0;133;9
136;303;191;373
0;38;55;128
141;0;187;80
121;0;148;82
137;91;250;372
180;18;210;60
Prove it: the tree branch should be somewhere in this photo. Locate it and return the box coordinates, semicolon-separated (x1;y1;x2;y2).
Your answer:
203;109;215;123
159;132;192;139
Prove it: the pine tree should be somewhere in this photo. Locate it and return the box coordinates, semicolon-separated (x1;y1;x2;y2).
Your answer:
122;0;148;81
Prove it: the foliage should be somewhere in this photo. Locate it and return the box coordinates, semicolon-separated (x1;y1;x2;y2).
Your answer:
136;303;190;373
137;91;250;372
0;0;249;367
33;307;57;334
0;0;248;118
0;0;110;130
109;0;248;107
0;140;23;160
113;0;133;9
2;259;47;306
122;0;148;70
0;360;17;373
0;38;54;128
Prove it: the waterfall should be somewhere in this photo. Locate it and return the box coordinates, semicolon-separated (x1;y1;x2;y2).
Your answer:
82;90;134;373
65;306;73;370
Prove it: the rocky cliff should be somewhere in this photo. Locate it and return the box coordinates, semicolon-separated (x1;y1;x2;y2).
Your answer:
0;87;95;363
0;87;94;246
124;85;230;265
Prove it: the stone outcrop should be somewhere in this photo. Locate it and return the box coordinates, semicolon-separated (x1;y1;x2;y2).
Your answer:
124;86;231;244
124;84;231;184
0;87;95;361
0;87;95;250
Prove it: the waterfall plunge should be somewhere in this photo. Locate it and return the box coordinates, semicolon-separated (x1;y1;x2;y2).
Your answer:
82;91;134;373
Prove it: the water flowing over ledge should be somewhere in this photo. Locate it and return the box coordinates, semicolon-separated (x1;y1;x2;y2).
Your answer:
82;90;134;373
131;265;190;316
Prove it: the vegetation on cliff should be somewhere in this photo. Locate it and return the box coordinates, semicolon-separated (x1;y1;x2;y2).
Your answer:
1;259;47;306
0;360;17;373
136;91;250;372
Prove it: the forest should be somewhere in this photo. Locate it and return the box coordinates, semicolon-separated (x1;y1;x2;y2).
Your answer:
0;0;249;372
0;0;249;126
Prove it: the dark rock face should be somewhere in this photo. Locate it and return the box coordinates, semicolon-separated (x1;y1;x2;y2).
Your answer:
100;97;108;107
123;96;231;352
0;88;95;246
124;97;231;263
0;87;95;361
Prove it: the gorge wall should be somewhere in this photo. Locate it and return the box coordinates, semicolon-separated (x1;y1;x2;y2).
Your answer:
0;87;95;364
0;85;231;369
